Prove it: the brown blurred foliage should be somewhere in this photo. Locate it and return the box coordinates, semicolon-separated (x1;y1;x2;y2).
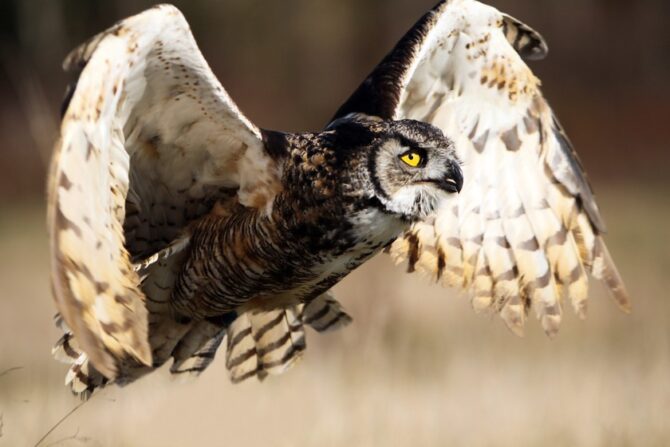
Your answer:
0;0;669;203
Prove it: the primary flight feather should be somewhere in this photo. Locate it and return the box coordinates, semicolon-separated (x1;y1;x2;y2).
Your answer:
48;0;629;397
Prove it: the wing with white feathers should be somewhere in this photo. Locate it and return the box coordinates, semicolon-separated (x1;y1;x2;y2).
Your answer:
333;0;629;336
48;4;278;380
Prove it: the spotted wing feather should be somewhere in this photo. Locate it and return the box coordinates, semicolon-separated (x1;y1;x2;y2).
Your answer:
48;5;273;380
333;0;629;336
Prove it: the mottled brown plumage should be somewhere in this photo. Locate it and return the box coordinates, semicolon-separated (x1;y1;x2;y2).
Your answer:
170;121;460;320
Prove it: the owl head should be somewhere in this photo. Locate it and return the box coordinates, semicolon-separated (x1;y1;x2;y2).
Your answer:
330;115;463;220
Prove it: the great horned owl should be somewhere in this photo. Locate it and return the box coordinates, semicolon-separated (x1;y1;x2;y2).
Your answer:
49;1;629;396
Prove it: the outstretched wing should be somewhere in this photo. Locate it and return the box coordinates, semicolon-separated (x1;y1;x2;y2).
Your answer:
48;5;279;379
332;0;629;336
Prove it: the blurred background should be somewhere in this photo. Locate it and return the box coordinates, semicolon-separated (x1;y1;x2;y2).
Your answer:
0;0;668;446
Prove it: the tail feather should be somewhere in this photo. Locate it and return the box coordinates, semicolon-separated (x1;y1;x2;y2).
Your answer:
299;292;352;332
225;293;352;383
225;306;306;383
254;307;305;377
54;292;352;395
225;313;259;383
170;321;226;375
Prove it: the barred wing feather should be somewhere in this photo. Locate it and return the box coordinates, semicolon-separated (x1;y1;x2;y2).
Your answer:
333;0;629;336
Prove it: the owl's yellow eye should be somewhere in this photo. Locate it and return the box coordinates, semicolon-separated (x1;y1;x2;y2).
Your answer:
400;151;423;168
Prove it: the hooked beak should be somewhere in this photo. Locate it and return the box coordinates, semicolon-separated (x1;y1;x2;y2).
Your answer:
423;161;463;194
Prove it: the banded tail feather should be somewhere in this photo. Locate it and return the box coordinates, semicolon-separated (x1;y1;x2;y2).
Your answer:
170;320;227;376
54;292;353;395
225;294;352;383
225;307;306;383
299;292;353;332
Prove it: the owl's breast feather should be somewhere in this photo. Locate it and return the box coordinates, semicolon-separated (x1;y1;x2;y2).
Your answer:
173;199;406;317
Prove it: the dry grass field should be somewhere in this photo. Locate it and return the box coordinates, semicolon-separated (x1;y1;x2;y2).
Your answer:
0;184;668;446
